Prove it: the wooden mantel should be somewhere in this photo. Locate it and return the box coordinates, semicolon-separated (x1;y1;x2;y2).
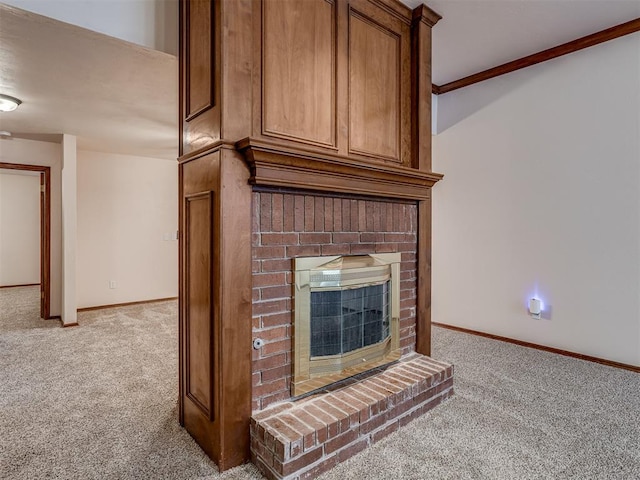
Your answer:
238;137;443;201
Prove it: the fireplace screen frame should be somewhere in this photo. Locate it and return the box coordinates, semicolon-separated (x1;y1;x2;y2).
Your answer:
293;253;402;397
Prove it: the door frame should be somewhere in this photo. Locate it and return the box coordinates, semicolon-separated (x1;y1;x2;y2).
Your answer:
0;162;51;319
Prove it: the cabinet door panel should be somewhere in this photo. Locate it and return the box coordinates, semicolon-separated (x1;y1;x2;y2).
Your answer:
181;0;220;155
262;0;336;147
186;0;213;118
348;8;400;161
185;192;215;419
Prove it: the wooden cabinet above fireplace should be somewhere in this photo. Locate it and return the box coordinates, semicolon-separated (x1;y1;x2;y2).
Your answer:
180;0;441;170
258;0;415;166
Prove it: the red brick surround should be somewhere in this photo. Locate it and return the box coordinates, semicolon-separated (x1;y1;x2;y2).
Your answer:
251;354;454;480
252;191;418;411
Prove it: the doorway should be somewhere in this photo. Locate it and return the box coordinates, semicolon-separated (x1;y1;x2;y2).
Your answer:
0;162;51;319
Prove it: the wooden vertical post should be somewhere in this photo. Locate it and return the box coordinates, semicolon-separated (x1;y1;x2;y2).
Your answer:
178;0;253;470
411;5;441;356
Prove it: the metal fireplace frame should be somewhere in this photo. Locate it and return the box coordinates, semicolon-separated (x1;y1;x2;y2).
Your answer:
292;253;402;397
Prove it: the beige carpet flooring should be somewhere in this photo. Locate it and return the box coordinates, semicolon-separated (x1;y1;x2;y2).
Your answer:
1;286;638;479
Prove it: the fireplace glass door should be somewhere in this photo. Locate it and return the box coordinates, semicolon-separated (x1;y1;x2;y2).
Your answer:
293;254;401;396
310;282;391;357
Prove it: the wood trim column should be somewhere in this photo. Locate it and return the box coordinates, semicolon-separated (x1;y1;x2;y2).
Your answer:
179;0;253;468
416;198;432;355
411;5;440;357
411;5;440;171
216;149;252;469
177;154;185;427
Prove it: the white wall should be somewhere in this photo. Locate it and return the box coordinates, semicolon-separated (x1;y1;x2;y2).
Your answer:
3;0;178;55
0;172;40;286
432;35;640;367
0;138;63;316
76;150;178;309
0;140;178;314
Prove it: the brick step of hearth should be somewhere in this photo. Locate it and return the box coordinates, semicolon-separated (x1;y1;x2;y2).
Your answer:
250;354;454;480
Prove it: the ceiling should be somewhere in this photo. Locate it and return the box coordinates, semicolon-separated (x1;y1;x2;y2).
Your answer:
415;0;640;86
0;4;178;160
0;1;638;161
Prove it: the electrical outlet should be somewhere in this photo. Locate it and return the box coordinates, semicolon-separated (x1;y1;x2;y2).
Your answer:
109;280;117;289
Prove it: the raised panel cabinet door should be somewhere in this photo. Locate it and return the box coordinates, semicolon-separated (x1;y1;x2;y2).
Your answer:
347;0;410;163
180;178;219;461
262;0;336;147
186;0;213;118
185;192;215;419
180;0;221;155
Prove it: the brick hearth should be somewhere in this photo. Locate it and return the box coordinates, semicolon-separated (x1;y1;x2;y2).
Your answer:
251;354;454;480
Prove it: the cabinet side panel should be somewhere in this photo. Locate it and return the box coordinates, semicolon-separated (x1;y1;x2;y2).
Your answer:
180;152;220;462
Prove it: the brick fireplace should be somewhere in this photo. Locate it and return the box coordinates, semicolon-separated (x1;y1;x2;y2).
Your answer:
250;190;454;479
252;191;419;411
178;0;445;472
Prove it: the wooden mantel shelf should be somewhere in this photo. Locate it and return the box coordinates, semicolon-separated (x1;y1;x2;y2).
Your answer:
237;138;443;201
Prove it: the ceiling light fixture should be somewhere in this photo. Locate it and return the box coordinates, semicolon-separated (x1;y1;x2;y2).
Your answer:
0;94;22;112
